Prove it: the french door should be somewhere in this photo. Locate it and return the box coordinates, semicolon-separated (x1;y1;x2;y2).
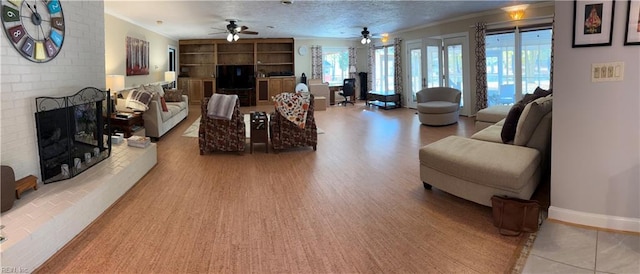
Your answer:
405;34;470;116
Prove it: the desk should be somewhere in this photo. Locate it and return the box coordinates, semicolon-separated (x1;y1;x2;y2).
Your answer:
366;91;401;109
329;85;356;105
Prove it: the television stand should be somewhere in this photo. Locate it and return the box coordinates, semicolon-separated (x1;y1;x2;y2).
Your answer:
217;88;255;106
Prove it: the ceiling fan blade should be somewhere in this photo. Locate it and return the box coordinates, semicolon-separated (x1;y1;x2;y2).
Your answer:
239;30;258;35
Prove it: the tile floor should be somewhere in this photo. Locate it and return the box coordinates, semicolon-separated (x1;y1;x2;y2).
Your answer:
522;220;640;273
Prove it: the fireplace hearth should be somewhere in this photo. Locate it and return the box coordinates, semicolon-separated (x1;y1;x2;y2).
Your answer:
35;87;112;183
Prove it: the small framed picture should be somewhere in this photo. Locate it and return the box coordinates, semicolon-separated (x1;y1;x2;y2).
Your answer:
572;0;616;47
624;0;640;45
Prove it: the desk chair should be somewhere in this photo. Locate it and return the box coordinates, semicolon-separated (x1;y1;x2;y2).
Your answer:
338;78;355;105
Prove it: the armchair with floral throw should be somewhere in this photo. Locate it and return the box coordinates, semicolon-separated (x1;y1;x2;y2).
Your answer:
269;93;317;152
199;96;246;154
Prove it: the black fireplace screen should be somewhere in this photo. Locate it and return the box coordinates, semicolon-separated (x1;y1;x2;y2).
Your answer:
35;87;112;184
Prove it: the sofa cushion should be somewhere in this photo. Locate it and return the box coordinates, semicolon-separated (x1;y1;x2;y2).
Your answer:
514;95;553;146
476;105;511;124
420;136;540;191
417;101;459;114
164;89;183;102
471;121;504;143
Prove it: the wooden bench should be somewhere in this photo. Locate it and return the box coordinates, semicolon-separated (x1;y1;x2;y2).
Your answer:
15;175;37;199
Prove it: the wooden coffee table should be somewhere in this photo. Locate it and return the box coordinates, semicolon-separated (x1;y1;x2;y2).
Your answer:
108;113;144;138
367;91;401;109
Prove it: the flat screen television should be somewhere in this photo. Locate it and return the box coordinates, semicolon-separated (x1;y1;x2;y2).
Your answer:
216;65;255;89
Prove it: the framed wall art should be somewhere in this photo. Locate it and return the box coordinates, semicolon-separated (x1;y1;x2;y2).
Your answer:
126;37;149;76
572;0;616;47
624;0;640;45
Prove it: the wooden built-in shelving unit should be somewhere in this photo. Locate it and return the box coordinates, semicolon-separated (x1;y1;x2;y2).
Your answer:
179;38;295;106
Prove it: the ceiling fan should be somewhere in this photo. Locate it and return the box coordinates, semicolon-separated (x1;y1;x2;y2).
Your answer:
209;19;258;42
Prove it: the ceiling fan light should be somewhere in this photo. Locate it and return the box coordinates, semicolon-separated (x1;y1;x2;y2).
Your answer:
366;38;371;44
361;37;367;44
227;33;233;42
233;34;239;41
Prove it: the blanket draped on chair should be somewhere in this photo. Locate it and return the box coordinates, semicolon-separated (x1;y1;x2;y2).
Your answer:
273;92;310;129
207;94;238;120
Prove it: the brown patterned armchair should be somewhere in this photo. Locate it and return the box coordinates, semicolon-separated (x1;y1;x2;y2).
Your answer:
199;97;246;154
269;93;318;152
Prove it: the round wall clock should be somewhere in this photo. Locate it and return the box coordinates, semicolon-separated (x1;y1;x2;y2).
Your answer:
298;46;308;56
2;0;65;63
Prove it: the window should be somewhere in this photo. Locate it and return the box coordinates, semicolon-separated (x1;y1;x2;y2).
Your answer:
485;26;552;106
322;47;349;85
373;45;395;93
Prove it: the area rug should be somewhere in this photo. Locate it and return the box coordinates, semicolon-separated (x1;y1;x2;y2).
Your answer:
182;114;323;138
509;232;538;273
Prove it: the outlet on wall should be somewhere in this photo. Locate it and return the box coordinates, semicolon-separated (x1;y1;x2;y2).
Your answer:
591;62;624;82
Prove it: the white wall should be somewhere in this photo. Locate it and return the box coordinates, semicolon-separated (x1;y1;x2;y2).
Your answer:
104;14;178;88
550;1;640;231
0;2;105;180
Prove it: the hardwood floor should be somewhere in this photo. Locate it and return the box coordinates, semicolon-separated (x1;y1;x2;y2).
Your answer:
36;102;528;273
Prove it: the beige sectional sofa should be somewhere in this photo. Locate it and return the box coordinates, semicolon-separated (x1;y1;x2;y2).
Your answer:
116;84;189;139
419;95;552;206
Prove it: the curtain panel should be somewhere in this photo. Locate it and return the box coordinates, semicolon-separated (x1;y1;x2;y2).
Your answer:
393;38;403;95
348;47;356;79
367;44;374;94
474;22;488;112
311;46;323;80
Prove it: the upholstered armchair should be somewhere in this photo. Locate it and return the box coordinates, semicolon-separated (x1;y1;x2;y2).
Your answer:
199;97;246;154
416;87;461;126
269;93;318;152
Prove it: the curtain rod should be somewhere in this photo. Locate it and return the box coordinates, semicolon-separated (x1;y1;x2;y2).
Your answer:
469;15;554;28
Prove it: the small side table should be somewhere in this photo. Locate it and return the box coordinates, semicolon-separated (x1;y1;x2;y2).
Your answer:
15;175;37;199
108;112;144;138
250;112;268;153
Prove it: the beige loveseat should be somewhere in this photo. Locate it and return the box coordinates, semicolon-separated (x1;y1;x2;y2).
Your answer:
419;95;552;206
116;84;189;139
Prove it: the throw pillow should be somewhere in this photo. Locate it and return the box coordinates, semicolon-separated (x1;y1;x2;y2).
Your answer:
141;84;164;100
164;89;183;102
533;86;552;97
160;97;169;112
125;88;154;111
149;84;165;97
500;93;536;143
513;96;553;146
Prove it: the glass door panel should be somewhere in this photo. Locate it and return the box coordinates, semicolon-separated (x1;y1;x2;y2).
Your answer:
443;36;467;114
486;32;516;106
406;40;423;108
521;29;552;94
386;46;395;92
425;38;442;88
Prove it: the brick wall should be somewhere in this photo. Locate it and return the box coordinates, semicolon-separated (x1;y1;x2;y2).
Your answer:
0;1;105;180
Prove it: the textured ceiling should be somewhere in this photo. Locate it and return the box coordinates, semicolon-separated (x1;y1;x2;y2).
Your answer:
104;0;545;41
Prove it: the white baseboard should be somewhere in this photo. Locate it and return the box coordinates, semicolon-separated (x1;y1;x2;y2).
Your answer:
548;206;640;233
